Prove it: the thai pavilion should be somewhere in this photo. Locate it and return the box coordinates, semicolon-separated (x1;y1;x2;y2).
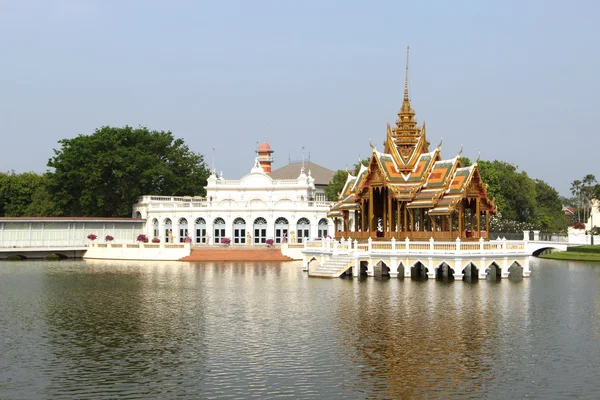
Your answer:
328;59;497;241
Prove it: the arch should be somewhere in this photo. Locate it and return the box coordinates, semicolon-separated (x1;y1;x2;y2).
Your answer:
275;217;289;244
374;260;390;278
248;199;268;209
318;218;329;238
508;261;524;281
151;218;159;239
396;262;406;279
435;262;455;281
486;261;502;281
253;217;267;244
411;261;429;280
462;262;479;282
213;218;226;244
134;211;142;219
296;217;311;243
195;217;207;244
178;218;189;242
359;260;369;276
233;218;246;244
164;218;173;243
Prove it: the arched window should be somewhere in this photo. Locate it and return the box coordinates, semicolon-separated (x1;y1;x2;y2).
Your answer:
274;217;289;244
213;218;226;244
164;218;173;243
152;218;159;239
134;211;142;219
178;218;188;242
233;218;246;244
296;218;311;243
318;218;328;238
254;217;267;244
195;218;206;244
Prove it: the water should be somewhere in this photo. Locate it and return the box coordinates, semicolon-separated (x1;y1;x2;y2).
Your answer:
1;258;599;399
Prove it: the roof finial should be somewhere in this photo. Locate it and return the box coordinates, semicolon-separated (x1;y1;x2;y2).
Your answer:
404;45;410;101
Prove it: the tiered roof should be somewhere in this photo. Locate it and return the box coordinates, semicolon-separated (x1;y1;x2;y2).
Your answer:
329;49;496;217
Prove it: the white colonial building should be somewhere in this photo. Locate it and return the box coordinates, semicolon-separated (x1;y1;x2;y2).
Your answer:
132;143;335;245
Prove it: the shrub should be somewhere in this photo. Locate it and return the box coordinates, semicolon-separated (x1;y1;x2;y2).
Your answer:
573;221;586;230
266;238;274;246
87;234;97;241
105;235;114;242
136;234;149;243
221;237;231;245
152;237;160;243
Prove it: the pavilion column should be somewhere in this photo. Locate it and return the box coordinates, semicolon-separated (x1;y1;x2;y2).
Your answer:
368;186;374;235
396;200;402;232
458;203;464;238
403;204;408;232
485;211;490;234
449;214;453;238
410;209;415;232
419;209;425;232
387;191;393;237
476;197;481;237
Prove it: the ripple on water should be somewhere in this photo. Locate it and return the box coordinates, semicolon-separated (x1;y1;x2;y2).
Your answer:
0;258;600;399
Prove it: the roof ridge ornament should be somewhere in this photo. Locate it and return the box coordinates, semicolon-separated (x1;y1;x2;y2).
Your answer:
404;45;410;102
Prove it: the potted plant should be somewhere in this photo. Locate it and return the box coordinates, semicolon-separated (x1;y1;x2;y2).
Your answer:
105;235;114;242
266;238;274;247
136;234;149;243
152;237;161;243
221;237;231;246
183;236;192;243
87;233;97;241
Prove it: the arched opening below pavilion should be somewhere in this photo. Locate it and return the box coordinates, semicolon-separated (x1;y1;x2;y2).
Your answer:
373;260;390;278
411;261;428;280
486;262;502;281
435;262;455;281
462;262;479;282
508;261;523;281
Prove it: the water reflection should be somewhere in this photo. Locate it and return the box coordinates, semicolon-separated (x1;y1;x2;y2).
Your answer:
0;258;599;399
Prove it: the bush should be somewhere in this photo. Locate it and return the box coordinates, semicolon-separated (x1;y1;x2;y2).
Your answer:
221;237;231;245
87;233;97;241
105;235;114;242
136;234;149;243
573;221;586;230
266;238;274;246
152;237;160;243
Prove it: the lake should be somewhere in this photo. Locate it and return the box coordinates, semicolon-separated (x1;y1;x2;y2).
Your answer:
1;257;599;399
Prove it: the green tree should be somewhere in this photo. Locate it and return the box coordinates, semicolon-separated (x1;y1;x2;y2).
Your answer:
0;171;58;217
325;158;369;201
46;126;209;217
533;179;567;232
570;179;583;222
477;160;537;223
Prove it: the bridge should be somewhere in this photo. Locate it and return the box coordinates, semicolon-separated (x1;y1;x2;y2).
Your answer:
301;232;578;280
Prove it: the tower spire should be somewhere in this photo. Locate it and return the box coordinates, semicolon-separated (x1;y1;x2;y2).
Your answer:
404;45;410;101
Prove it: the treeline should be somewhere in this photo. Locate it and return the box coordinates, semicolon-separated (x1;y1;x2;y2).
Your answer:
0;126;210;218
324;158;568;233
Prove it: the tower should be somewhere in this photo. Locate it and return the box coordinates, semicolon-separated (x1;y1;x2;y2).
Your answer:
257;142;274;173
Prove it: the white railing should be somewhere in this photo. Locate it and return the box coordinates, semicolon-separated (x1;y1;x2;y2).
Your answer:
303;237;527;256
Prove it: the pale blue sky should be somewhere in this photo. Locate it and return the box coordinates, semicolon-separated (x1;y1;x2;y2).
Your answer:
1;0;598;196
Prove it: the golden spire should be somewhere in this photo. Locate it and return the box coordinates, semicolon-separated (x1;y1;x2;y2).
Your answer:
394;45;417;134
404;45;410;102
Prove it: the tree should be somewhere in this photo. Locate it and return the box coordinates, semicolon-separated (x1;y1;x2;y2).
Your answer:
0;171;59;217
325;159;369;201
46;126;209;217
534;179;567;232
570;179;583;222
581;174;597;222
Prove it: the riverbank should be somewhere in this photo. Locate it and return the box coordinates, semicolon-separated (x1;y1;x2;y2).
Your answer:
539;245;600;262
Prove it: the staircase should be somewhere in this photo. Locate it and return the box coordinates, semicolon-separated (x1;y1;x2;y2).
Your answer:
309;254;355;278
180;246;294;262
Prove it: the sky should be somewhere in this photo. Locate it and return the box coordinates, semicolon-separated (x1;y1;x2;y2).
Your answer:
1;0;598;197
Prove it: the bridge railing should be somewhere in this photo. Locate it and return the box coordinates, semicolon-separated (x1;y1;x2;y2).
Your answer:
302;237;527;256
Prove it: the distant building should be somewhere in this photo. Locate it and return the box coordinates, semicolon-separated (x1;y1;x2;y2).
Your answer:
133;143;336;245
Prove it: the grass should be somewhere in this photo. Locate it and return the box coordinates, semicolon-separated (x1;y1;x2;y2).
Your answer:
540;245;600;262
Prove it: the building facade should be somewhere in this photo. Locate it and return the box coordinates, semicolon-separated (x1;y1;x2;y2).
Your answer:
133;146;335;245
